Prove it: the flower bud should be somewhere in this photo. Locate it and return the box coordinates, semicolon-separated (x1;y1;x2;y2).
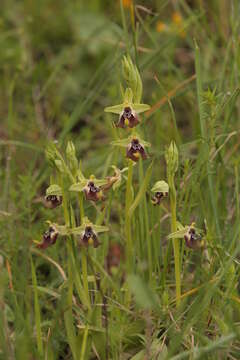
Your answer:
66;141;78;175
165;141;178;176
45;143;57;167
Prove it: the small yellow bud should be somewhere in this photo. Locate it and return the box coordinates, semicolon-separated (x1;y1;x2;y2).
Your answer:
134;152;140;159
124;118;129;126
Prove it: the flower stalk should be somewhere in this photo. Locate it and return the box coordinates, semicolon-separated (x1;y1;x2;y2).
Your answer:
125;159;134;272
165;141;181;307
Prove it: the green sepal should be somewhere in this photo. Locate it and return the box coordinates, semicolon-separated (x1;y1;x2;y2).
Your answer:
69;181;87;192
104;104;123;114
46;184;62;196
151;180;169;193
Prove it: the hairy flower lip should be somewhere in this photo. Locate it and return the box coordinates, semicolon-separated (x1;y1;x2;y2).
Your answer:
45;194;62;209
80;226;100;248
117;106;139;129
37;225;59;249
184;227;202;249
84;181;104;202
151;191;168;205
126;138;147;162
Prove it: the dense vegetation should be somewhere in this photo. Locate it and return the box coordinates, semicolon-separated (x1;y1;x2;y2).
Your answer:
0;0;240;359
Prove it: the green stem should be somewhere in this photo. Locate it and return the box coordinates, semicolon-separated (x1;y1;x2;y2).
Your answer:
77;193;91;307
139;159;152;282
170;179;181;307
125;160;133;272
120;0;130;55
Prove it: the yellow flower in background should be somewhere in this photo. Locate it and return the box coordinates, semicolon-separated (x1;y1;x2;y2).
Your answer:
172;12;183;25
122;0;132;8
172;12;186;38
156;21;167;33
156;12;186;37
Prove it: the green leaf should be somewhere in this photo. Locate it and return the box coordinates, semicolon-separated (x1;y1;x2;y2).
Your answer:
127;274;158;309
128;161;153;218
104;104;123;114
46;184;62;196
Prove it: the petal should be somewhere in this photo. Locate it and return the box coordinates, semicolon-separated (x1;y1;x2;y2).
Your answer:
140;139;151;147
92;224;109;233
70;225;87;235
167;227;189;240
93;179;109;186
104;104;124;114
133;103;150;114
140;148;147;160
117;114;126;128
111;138;131;147
128;114;139;128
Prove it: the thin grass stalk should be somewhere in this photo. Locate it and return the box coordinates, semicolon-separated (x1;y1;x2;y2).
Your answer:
170;178;181;307
139;158;152;282
80;325;89;360
125;160;134;273
61;179;77;360
120;0;130;55
30;256;43;357
77;192;91;307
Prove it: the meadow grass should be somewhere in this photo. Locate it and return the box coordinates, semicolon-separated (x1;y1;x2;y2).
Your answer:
0;0;240;359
